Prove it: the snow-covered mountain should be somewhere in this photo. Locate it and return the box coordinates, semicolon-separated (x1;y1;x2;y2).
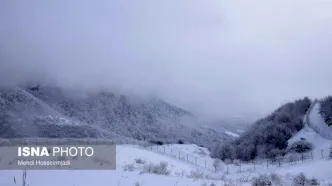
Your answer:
0;85;227;147
1;87;332;185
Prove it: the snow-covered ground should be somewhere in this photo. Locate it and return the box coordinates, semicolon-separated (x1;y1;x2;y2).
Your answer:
0;145;228;186
1;143;332;186
288;126;331;158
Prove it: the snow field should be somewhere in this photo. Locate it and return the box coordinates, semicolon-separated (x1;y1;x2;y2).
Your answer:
1;143;332;186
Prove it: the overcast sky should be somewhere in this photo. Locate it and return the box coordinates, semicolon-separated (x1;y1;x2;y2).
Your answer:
1;0;332;121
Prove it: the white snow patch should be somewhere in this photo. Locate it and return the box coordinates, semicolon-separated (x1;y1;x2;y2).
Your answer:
225;131;240;137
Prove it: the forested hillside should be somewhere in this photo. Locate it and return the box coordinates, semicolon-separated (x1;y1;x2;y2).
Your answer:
211;97;311;161
319;96;332;126
0;85;227;147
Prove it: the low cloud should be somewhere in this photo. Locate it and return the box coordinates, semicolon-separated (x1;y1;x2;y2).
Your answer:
1;0;332;120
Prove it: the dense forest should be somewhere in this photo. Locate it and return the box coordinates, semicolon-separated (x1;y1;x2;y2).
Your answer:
211;97;311;161
319;96;332;127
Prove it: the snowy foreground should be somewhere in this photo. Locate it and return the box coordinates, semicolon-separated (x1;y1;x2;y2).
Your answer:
0;142;332;186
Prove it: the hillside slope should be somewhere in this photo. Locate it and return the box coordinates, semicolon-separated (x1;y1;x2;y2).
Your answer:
307;100;332;139
0;85;226;147
0;87;124;139
211;97;312;161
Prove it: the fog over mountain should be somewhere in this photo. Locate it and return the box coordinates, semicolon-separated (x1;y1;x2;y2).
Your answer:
1;0;332;121
0;85;233;148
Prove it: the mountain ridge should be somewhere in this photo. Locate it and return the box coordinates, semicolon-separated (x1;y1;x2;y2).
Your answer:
0;85;230;147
